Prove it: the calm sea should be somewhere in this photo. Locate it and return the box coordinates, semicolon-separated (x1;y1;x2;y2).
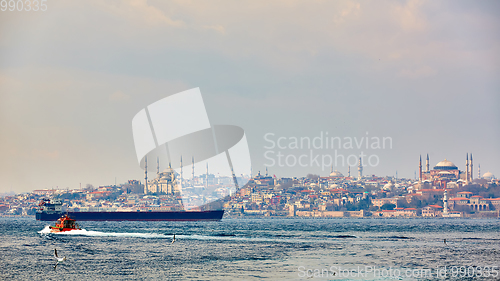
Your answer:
1;217;499;280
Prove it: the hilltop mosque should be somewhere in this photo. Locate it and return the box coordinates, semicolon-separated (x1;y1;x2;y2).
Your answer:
328;157;363;180
417;153;496;188
329;166;344;177
143;157;181;195
148;165;179;195
482;171;496;181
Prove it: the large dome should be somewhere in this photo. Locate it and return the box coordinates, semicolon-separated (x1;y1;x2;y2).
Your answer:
383;182;394;190
433;159;458;170
329;170;344;177
162;167;174;174
482;172;495;180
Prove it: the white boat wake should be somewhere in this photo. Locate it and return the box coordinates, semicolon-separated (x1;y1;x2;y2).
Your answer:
38;225;169;238
38;226;353;243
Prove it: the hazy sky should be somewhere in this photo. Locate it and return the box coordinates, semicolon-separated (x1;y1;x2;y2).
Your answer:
1;0;499;193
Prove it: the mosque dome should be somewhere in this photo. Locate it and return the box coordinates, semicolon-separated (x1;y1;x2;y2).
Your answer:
329;170;344;177
383;182;394;190
159;167;177;180
433;159;458;170
482;172;495;180
162;167;174;174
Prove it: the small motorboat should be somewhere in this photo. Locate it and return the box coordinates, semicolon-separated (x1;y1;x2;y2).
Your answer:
49;214;81;233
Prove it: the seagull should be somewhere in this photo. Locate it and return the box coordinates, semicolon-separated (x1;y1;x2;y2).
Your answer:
53;248;66;270
171;234;176;244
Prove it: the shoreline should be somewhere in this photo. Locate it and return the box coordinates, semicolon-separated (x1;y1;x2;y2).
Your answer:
3;215;498;220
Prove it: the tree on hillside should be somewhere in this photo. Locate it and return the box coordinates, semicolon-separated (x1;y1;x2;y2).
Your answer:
380;203;396;210
306;174;320;181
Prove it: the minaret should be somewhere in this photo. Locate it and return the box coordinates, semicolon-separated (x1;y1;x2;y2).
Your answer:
144;156;148;194
180;156;183;189
478;164;481;179
331;165;333;174
466;153;469;184
426;154;429;172
265;167;268;177
168;162;173;194
419;155;422;183
357;157;363;180
206;163;209;190
348;166;351;177
443;189;449;216
192;156;195;181
470;153;473;181
157;157;160;175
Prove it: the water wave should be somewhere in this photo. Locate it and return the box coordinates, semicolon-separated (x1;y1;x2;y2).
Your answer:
38;225;169;238
386;235;414;239
178;234;351;244
37;225;360;244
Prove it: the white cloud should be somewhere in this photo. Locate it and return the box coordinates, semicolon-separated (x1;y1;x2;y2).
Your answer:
94;0;184;27
392;0;427;32
109;90;130;102
33;149;60;160
1;1;499;192
398;65;437;79
202;25;226;35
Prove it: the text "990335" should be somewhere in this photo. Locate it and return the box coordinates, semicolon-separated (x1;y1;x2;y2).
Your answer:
1;0;47;11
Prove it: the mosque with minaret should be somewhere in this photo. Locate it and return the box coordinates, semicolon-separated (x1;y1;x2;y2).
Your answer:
143;156;200;196
328;157;364;180
416;153;496;189
143;156;222;196
142;157;181;195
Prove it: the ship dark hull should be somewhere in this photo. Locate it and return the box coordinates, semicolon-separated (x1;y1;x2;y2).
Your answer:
36;210;224;221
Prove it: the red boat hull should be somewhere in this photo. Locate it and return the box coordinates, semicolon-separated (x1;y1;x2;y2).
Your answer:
49;226;81;233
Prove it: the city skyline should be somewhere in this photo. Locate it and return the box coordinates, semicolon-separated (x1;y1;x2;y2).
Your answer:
3;152;496;195
1;1;499;193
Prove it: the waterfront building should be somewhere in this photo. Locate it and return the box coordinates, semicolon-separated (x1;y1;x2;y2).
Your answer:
422;205;443;217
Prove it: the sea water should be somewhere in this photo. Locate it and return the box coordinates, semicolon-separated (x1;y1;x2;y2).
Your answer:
1;217;499;280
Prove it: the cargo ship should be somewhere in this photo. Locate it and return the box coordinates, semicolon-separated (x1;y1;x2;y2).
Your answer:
36;199;224;221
